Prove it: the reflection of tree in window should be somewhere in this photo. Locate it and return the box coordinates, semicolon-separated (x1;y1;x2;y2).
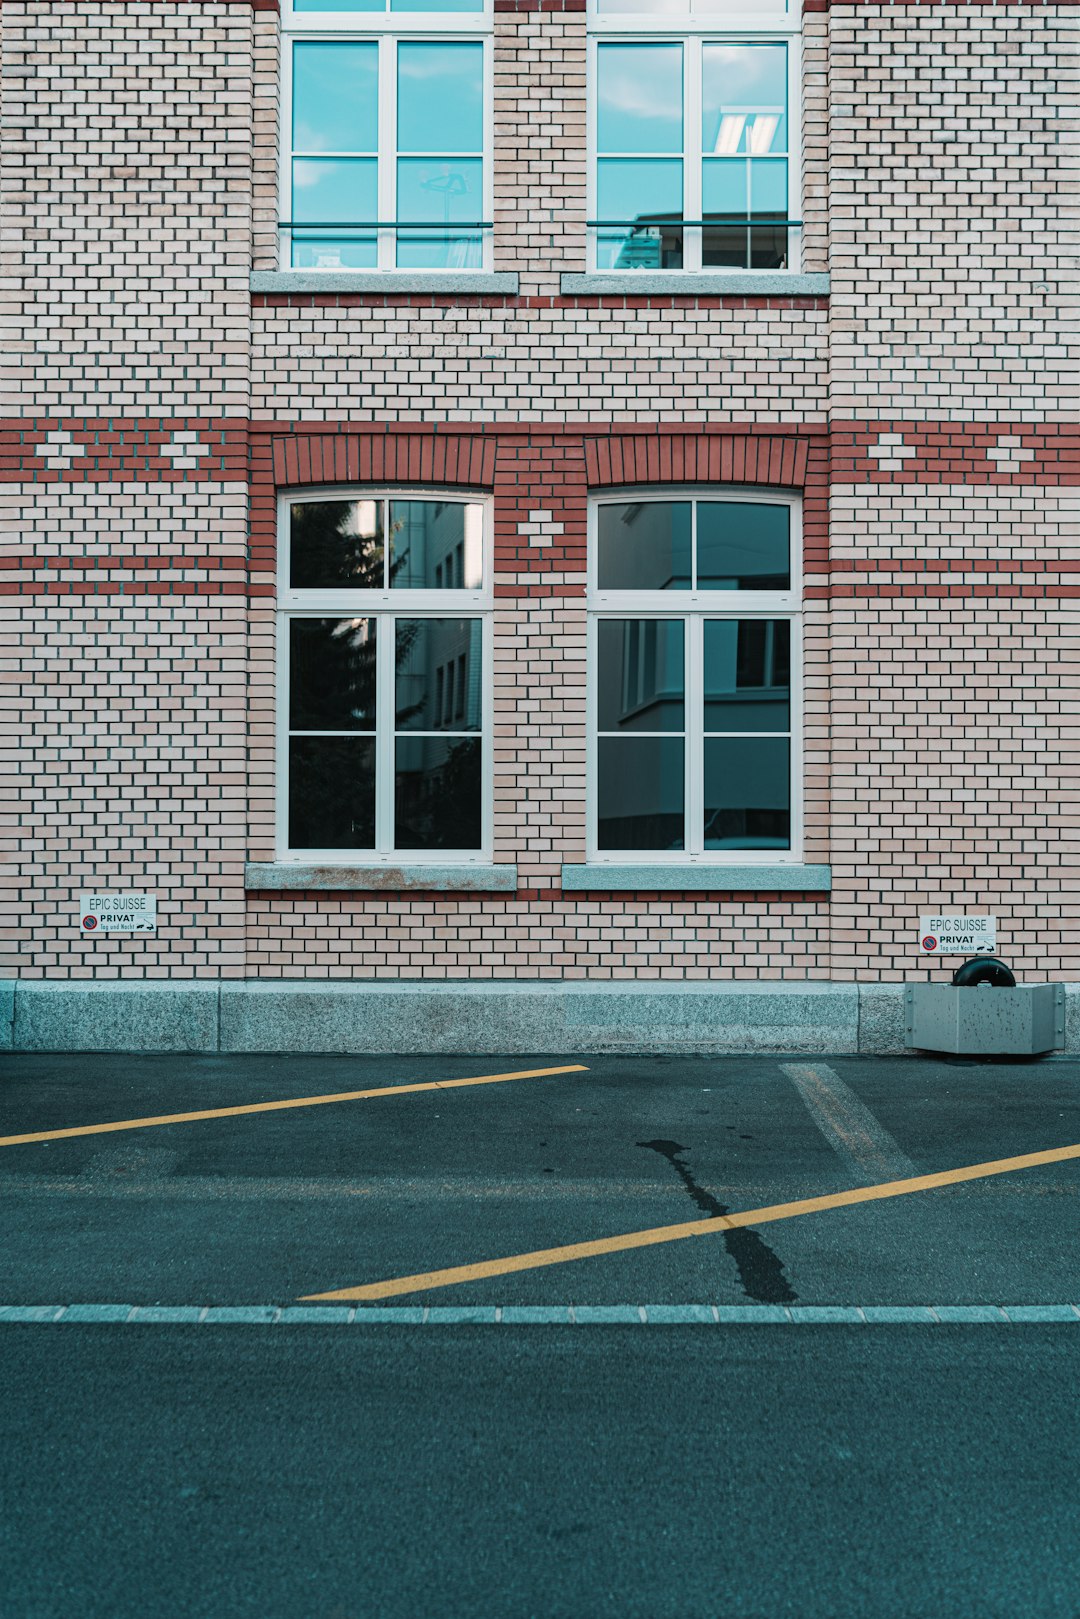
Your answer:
290;500;384;589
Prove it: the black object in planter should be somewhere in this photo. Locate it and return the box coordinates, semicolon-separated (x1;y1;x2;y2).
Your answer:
951;957;1017;989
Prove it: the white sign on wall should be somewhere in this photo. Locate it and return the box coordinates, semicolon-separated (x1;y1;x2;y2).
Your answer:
918;915;996;955
79;894;157;934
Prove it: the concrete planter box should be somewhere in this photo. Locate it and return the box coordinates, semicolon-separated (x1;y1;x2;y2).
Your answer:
904;984;1065;1056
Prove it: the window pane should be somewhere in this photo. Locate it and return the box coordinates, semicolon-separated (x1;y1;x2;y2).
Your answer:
596;620;684;733
597;501;691;591
597;44;683;155
389;501;483;589
393;0;482;10
395;619;482;731
292;43;378;153
702;45;788;156
293;0;383;13
395;736;482;850
751;157;787;215
703;737;790;849
289;737;376;850
396;157;483;268
290;618;377;731
696;502;790;590
595;0;687;12
704;621;790;732
290;499;384;590
290;159;377;268
596;160;683;270
597;737;684;851
397;43;483;153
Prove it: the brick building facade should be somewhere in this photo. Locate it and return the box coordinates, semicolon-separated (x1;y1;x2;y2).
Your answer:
1;0;1077;1051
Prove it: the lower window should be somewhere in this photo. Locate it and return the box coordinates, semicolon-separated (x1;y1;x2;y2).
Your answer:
593;616;796;856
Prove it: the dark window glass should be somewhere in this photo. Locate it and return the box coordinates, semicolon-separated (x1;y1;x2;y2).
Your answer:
596;619;684;733
597;502;691;591
289;618;377;731
289;736;376;849
389;501;483;590
395;619;481;731
704;620;790;732
703;736;790;849
395;736;481;850
290;500;384;590
597;736;684;850
696;503;789;591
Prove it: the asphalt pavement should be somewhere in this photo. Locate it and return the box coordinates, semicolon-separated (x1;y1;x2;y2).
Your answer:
2;1050;1079;1616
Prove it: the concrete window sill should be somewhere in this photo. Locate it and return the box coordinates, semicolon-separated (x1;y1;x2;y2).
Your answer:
245;862;518;893
251;271;520;295
561;863;832;892
559;272;829;298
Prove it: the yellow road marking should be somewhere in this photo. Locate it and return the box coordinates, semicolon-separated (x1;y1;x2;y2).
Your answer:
0;1065;588;1148
301;1139;1080;1301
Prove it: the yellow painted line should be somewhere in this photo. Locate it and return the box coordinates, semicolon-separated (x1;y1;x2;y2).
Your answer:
302;1139;1080;1302
0;1065;588;1148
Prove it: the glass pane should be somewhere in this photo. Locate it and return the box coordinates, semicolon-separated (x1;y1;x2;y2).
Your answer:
704;621;790;732
702;45;788;156
597;737;684;851
291;158;377;267
597;501;691;591
393;0;481;10
395;619;482;731
750;157;787;215
703;158;748;217
696;502;790;591
596;620;684;733
395;736;482;850
389;501;483;589
397;43;483;154
290;499;384;589
703;737;790;849
290;618;377;731
396;228;483;270
292;43;378;153
289;736;376;850
596;160;683;270
595;0;687;11
750;224;788;269
294;0;384;13
597;44;683;154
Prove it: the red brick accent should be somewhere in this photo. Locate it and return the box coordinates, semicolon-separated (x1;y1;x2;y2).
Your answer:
269;432;497;493
584;434;812;491
0;419;248;484
831;423;1080;486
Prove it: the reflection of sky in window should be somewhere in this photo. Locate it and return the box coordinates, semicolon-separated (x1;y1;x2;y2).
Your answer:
293;43;378;151
597;159;682;224
702;45;787;154
397;42;483;152
597;44;683;153
291;158;377;222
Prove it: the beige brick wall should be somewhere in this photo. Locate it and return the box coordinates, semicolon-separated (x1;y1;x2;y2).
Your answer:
2;1;1076;986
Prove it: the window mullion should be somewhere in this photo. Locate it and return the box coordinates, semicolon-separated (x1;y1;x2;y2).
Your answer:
685;38;702;274
377;611;395;853
686;613;704;857
379;37;396;272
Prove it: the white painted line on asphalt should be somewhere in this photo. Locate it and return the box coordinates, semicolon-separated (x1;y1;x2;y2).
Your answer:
1;1304;1079;1325
780;1062;918;1182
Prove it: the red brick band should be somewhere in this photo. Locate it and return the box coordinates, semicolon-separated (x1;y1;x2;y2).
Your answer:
271;432;497;490
585;433;812;490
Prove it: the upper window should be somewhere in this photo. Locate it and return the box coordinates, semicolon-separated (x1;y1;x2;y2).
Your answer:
281;10;490;273
279;493;490;861
588;493;801;862
589;15;799;274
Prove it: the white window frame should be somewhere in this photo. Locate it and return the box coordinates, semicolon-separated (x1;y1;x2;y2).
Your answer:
276;487;494;864
587;18;802;275
279;14;494;273
587;487;803;865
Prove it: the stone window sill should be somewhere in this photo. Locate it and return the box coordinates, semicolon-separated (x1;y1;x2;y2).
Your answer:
559;272;829;298
245;862;518;893
251;271;519;295
561;863;832;892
